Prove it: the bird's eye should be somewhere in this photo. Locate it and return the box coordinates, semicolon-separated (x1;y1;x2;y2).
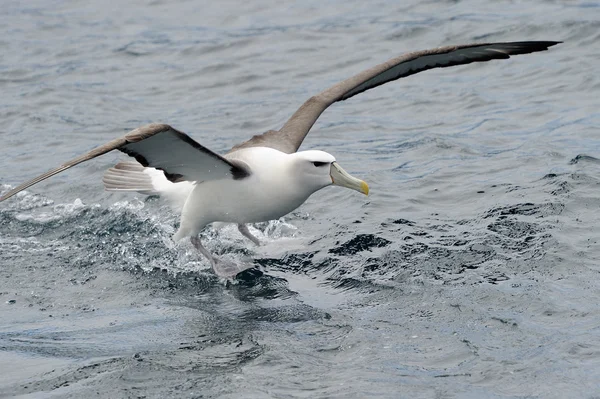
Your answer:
312;161;328;167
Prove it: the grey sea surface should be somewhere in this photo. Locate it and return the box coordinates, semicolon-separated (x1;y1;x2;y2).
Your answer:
0;0;599;398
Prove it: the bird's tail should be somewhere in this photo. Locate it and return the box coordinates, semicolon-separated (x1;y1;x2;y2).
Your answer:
103;161;156;194
103;161;194;212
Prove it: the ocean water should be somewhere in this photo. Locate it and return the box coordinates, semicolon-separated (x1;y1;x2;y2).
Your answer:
1;0;599;398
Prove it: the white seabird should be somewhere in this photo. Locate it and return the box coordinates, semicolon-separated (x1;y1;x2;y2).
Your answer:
0;41;560;277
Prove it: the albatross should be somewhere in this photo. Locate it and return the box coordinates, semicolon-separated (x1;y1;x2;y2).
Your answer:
0;41;560;277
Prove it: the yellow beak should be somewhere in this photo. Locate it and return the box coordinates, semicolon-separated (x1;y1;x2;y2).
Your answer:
330;162;369;195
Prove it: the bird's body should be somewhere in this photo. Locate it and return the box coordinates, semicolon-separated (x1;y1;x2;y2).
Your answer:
0;40;560;277
175;148;337;240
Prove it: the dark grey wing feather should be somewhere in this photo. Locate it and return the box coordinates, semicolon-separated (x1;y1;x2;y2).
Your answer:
230;41;560;154
0;123;249;202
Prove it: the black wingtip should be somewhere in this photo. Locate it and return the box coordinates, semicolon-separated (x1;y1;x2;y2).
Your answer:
535;40;562;49
516;40;562;51
489;40;562;57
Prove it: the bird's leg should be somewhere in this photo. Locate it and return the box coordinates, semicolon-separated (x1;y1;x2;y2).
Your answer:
190;235;216;264
237;224;260;246
190;235;253;278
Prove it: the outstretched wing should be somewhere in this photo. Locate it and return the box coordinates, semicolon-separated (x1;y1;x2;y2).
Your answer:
0;123;249;202
229;41;560;154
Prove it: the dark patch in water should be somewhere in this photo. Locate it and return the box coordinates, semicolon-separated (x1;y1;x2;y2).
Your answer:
487;220;540;239
569;154;600;164
483;202;564;219
254;252;316;273
392;218;416;226
329;234;392;255
240;304;331;323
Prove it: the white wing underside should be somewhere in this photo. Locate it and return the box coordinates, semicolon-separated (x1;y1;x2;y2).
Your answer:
103;161;194;212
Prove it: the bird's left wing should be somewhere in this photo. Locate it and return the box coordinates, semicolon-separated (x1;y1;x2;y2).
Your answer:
229;41;560;154
0;123;249;202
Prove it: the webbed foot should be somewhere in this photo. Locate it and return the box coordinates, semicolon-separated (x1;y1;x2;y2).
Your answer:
211;258;256;278
190;235;256;278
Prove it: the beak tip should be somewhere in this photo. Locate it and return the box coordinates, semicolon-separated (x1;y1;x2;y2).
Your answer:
361;181;369;196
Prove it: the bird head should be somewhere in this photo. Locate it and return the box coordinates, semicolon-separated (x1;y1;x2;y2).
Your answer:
293;150;369;196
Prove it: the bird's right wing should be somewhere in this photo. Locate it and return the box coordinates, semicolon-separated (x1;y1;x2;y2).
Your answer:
0;123;249;202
